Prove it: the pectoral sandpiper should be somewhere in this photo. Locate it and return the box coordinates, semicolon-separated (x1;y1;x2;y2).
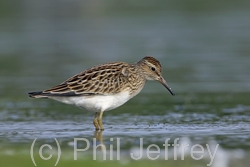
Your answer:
29;56;175;130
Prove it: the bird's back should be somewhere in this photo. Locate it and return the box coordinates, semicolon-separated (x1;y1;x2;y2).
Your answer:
29;61;145;98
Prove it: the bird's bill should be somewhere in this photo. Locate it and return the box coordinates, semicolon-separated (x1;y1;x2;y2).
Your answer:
158;77;175;96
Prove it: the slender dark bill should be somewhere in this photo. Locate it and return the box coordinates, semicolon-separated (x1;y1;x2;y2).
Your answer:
159;77;175;96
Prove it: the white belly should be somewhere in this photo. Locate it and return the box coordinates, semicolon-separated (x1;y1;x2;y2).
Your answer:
49;91;131;112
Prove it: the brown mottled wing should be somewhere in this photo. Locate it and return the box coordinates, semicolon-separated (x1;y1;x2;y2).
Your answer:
42;62;130;96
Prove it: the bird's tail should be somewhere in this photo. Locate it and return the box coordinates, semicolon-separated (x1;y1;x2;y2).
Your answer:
28;91;47;98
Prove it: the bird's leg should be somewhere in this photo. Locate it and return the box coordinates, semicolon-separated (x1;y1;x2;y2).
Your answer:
98;111;104;131
93;112;99;131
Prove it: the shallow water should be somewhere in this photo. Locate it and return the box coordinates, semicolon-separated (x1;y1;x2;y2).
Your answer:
1;93;250;166
1;1;250;167
1;93;250;148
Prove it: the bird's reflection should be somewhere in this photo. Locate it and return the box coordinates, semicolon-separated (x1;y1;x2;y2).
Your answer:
94;130;104;144
93;130;121;160
94;130;105;154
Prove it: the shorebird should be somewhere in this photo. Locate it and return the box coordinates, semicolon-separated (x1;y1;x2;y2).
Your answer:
28;56;175;130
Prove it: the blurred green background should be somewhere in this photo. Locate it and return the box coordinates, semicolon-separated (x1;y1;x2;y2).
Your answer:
0;0;250;167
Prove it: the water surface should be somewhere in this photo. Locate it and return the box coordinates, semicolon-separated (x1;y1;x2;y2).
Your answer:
0;1;250;167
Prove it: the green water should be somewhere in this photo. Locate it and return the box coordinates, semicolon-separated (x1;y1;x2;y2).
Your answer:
1;0;250;167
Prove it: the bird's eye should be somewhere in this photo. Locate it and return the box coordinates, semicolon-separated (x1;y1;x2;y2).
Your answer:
151;67;155;71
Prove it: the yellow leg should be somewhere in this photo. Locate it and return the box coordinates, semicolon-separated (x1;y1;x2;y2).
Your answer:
98;111;104;131
93;112;99;131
